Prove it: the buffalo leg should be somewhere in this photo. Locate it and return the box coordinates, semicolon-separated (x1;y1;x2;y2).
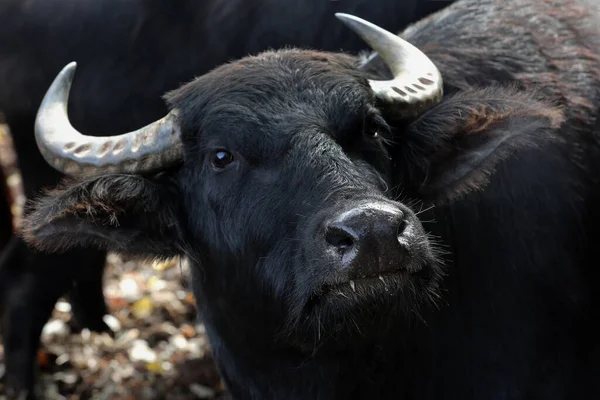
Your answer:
66;249;111;333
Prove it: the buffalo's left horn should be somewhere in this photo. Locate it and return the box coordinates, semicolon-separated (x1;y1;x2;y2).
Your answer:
335;13;443;117
35;62;183;176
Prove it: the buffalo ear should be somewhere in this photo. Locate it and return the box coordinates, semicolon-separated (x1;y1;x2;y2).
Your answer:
21;174;184;259
390;87;565;204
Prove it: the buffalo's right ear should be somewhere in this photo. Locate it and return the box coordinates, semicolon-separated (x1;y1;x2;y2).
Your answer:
21;174;184;259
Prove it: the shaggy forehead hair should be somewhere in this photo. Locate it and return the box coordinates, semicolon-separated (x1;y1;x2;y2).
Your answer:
164;50;375;142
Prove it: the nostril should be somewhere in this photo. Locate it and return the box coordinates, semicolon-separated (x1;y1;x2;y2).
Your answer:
325;226;356;252
396;218;408;236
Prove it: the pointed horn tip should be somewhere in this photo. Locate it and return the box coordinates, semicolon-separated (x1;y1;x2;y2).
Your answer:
39;62;79;104
49;62;78;89
335;13;379;29
335;13;366;27
334;12;352;20
334;13;362;22
60;61;78;79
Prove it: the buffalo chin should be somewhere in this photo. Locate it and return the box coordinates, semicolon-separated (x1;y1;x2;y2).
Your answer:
290;258;443;341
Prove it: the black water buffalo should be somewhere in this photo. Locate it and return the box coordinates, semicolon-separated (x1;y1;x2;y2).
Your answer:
0;0;455;396
22;0;600;398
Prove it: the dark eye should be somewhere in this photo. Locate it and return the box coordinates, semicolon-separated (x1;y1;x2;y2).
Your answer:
365;112;390;139
364;123;380;139
211;150;234;169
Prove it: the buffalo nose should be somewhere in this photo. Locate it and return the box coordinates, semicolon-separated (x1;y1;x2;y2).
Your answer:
324;203;410;277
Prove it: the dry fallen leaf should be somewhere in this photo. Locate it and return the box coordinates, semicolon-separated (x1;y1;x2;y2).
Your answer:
37;349;50;368
131;297;154;319
181;324;196;339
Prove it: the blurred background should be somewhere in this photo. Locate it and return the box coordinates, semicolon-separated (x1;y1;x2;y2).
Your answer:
0;1;455;398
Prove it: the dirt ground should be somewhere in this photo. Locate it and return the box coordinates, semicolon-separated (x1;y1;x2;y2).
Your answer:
0;123;225;399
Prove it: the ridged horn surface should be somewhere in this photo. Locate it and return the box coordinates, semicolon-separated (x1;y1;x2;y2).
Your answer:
335;13;443;117
34;62;183;176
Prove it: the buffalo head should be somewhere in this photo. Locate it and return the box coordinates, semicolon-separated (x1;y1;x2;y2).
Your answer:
23;15;559;351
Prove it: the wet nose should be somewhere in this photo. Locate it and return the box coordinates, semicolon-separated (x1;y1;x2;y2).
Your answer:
324;203;411;278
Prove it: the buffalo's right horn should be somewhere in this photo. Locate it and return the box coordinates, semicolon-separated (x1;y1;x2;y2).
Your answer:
34;62;183;176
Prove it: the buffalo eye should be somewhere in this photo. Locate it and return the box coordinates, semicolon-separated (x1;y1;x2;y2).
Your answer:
211;150;234;169
362;122;379;139
364;110;389;139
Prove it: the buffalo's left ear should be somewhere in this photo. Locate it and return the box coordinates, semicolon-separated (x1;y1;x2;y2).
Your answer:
389;87;565;204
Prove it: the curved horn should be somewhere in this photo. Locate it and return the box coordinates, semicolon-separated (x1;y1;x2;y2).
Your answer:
335;13;443;117
35;62;183;176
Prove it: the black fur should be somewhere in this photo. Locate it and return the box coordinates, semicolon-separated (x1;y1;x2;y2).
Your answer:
21;0;600;398
0;0;455;396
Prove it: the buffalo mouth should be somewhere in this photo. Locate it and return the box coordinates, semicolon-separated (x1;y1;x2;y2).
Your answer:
305;259;439;311
325;265;430;296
